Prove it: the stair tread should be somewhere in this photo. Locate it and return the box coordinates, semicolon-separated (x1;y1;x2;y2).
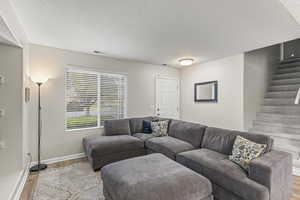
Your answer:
278;60;300;68
274;64;300;72
275;71;300;74
254;120;300;129
264;97;294;100
271;77;300;85
263;105;300;107
257;112;300;118
274;72;300;76
273;76;300;81
266;91;296;94
268;85;299;92
250;130;300;140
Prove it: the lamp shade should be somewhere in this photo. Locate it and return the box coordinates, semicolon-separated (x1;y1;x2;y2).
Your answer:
31;76;48;84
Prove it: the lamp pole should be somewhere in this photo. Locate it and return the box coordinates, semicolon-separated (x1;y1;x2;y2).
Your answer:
30;82;47;172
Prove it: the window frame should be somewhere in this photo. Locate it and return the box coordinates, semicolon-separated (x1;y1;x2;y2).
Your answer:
64;66;128;132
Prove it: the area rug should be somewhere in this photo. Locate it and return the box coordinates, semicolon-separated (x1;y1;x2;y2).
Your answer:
33;162;105;200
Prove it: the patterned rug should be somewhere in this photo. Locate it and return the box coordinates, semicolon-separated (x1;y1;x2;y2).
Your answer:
33;162;105;200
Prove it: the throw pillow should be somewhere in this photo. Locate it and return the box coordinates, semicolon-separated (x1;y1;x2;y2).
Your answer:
151;120;169;137
229;135;266;171
143;120;152;134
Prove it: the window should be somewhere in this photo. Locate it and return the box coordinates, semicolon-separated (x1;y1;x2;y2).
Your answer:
65;68;127;131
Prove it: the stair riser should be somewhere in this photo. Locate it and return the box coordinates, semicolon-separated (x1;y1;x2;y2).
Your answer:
278;61;300;69
262;106;300;115
269;85;300;92
273;73;300;80
256;115;300;125
277;67;300;74
265;92;296;98
253;124;300;134
251;128;300;140
251;129;300;160
264;99;295;105
273;146;300;161
273;138;300;158
272;79;300;85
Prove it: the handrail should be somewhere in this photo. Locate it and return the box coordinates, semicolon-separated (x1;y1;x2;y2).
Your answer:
295;88;300;104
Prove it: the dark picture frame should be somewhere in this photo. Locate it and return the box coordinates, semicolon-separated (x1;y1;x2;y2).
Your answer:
194;81;218;102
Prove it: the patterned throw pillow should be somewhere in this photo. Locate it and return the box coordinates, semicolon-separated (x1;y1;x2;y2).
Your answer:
229;135;266;171
151;120;169;137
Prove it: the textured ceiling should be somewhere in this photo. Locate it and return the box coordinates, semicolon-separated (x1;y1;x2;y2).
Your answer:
280;0;300;25
11;0;300;67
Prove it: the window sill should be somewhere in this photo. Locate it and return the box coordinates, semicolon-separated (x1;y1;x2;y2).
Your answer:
65;126;104;132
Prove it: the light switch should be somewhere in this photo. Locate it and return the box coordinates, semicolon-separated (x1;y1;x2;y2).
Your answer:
0;109;5;117
0;141;6;149
0;75;4;85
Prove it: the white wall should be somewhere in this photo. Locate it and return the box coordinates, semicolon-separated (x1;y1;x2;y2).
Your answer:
180;54;245;131
28;44;180;161
244;45;280;131
0;43;23;200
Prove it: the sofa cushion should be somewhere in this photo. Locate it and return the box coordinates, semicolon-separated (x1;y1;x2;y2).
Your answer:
168;120;207;148
83;135;144;157
129;117;153;134
177;149;269;200
104;119;131;136
133;133;156;142
145;136;195;159
201;127;273;155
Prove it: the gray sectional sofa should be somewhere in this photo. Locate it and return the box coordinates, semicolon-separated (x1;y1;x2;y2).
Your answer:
82;116;293;200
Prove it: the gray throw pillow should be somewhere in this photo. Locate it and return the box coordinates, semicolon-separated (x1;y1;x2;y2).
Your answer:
104;119;131;136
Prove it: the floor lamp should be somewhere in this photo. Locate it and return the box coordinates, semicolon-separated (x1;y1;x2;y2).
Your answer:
30;76;48;172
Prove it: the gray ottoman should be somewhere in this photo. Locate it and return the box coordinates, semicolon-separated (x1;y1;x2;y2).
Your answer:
101;153;213;200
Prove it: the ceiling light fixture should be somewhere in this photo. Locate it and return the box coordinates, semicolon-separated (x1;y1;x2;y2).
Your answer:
179;58;194;66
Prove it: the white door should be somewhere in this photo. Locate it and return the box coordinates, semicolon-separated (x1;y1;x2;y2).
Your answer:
156;76;180;119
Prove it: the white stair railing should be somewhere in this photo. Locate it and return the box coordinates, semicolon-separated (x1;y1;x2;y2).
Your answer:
295;88;300;104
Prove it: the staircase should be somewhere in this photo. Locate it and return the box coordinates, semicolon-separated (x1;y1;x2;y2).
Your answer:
250;59;300;173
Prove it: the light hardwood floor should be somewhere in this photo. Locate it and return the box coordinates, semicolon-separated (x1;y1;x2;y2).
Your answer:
20;158;300;200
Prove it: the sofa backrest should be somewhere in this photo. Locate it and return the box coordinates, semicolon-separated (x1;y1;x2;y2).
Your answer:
129;116;154;134
104;119;131;136
201;127;273;155
168;120;207;148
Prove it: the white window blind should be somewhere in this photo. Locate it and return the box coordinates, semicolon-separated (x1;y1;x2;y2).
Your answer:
65;69;127;131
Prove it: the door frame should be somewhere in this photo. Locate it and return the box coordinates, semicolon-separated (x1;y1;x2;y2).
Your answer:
155;74;180;119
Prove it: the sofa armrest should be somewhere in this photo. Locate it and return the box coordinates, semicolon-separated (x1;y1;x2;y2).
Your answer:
249;150;293;200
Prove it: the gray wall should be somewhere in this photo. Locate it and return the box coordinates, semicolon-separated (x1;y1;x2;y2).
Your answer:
27;44;180;161
180;54;245;130
244;45;280;131
0;43;23;200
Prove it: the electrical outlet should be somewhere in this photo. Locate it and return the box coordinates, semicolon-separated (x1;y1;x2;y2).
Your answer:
0;75;4;85
0;109;5;117
0;141;6;149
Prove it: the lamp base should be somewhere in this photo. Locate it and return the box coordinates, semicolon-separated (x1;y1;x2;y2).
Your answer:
30;164;47;172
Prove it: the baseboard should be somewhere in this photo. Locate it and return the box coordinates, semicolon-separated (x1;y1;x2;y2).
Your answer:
294;167;300;177
10;160;30;200
31;152;86;167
